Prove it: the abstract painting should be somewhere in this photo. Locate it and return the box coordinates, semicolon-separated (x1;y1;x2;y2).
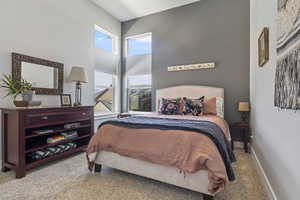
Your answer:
277;0;300;55
275;0;300;109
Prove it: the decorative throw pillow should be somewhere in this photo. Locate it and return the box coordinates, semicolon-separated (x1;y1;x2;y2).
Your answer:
203;97;217;115
183;96;205;116
159;98;183;115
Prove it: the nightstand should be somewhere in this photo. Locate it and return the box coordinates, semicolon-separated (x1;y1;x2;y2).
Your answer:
230;122;251;153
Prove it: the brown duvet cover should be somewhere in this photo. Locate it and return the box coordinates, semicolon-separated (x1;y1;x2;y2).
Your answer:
87;114;232;194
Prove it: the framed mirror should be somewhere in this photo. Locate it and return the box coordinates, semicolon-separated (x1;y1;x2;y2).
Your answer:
12;53;64;95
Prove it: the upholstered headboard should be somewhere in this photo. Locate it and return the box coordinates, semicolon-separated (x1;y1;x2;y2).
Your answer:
156;85;224;112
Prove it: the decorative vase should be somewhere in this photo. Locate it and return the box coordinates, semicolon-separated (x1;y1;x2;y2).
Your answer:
13;100;29;107
22;90;34;102
13;94;29;107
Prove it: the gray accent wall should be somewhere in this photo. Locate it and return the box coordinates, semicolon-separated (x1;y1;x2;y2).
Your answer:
121;0;250;123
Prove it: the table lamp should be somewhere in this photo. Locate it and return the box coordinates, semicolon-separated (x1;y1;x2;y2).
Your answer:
69;66;88;106
238;102;250;123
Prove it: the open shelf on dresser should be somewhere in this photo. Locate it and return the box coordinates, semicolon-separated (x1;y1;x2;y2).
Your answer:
1;106;94;178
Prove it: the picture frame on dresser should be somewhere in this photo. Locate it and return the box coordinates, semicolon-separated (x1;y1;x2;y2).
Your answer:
60;94;72;106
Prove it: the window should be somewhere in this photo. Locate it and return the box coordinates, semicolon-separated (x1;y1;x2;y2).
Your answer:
127;74;152;112
94;25;117;54
127;33;152;56
125;33;152;112
94;71;116;114
94;25;119;115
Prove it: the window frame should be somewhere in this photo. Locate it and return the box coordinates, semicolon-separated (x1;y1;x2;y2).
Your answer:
125;32;152;57
94;25;120;117
125;32;152;113
94;24;118;55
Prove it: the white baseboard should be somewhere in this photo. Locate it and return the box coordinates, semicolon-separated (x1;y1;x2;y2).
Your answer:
251;146;277;200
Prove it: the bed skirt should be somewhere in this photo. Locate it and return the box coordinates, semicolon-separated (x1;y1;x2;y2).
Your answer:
92;151;212;196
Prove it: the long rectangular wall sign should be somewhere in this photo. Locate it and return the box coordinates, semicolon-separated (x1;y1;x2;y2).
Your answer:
167;62;215;72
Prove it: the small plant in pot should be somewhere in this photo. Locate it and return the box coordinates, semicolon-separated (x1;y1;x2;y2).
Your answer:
20;79;33;102
0;74;33;107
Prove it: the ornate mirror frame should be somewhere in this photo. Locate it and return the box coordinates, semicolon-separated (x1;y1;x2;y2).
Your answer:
12;53;64;95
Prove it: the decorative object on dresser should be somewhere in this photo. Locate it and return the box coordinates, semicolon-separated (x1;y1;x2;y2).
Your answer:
230;122;251;153
0;74;41;107
1;106;94;178
64;122;81;129
69;66;88;107
12;52;64;95
238;102;250;123
258;27;269;67
60;94;72;106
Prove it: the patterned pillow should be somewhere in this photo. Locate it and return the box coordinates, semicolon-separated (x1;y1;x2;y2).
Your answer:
183;96;205;116
159;98;183;115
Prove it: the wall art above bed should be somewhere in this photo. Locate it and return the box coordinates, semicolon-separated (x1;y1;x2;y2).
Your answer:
275;0;300;110
167;62;215;72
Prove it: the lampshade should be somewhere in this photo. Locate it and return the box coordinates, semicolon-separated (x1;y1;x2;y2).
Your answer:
69;66;88;83
238;102;250;112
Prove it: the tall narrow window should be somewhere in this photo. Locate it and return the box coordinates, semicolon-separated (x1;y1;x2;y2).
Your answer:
94;25;119;115
125;33;152;112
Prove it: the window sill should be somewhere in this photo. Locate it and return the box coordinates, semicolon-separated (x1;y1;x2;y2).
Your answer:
94;113;118;120
128;111;155;115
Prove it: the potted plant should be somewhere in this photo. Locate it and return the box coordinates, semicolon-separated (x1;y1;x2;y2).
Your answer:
21;79;33;102
0;74;33;107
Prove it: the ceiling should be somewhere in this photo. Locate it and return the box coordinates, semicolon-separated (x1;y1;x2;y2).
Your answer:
91;0;201;22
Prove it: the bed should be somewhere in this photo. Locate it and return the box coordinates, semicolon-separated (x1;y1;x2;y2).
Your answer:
87;85;234;200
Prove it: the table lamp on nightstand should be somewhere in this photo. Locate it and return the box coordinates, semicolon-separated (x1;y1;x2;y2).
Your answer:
238;102;250;123
69;66;88;107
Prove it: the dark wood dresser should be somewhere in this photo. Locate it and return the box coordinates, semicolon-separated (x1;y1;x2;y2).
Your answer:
1;106;94;178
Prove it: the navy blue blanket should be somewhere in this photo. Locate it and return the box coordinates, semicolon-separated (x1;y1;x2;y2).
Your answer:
100;116;236;181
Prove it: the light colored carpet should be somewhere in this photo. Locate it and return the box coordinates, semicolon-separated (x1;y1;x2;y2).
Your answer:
0;148;268;200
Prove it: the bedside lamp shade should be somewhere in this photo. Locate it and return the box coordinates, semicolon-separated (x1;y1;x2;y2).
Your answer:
69;67;88;83
238;102;250;112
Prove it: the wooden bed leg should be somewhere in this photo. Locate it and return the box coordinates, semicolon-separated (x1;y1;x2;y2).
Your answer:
203;194;214;200
94;164;102;173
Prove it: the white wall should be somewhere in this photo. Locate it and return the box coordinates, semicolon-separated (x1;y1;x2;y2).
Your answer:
250;0;300;199
0;0;121;159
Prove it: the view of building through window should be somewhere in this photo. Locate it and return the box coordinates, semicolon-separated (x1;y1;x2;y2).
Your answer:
128;74;152;112
94;71;115;114
126;33;152;112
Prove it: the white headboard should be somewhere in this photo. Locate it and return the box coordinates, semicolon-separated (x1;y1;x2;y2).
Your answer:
156;85;224;111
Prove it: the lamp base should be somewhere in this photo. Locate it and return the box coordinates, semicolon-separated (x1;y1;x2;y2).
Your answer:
73;102;81;107
241;112;249;124
74;81;82;107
